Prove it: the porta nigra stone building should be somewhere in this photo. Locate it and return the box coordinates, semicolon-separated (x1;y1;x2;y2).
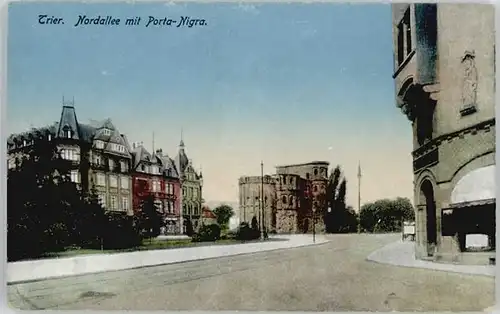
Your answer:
238;161;329;234
392;4;495;264
238;175;277;232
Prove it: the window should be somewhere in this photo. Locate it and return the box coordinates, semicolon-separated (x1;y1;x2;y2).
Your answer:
120;161;128;172
109;159;115;171
141;165;145;172
120;177;129;189
61;149;79;161
397;8;412;66
23;140;27;146
314;168;318;176
314;186;318;192
103;128;111;136
151;166;159;174
289;196;293;206
96;173;106;186
48;134;52;141
70;170;79;183
193;188;198;198
152;180;161;192
289;177;293;184
95;140;105;149
154;200;163;212
98;194;106;207
122;197;129;211
282;196;287;204
66;130;72;138
306;173;310;180
110;195;117;210
94;154;102;165
109;175;118;188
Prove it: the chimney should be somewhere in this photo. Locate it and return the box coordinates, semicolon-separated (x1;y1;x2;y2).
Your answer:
132;142;136;149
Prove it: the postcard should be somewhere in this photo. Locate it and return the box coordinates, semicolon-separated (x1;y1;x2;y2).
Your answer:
5;1;496;312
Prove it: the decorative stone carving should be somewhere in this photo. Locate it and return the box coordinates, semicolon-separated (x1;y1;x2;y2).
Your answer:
460;51;478;116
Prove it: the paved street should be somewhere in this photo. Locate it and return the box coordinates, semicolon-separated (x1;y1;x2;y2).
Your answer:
8;234;494;311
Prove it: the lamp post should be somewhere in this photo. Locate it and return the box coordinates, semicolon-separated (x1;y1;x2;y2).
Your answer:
312;207;316;243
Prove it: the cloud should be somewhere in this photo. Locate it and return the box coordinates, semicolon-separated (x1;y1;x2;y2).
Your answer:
101;70;109;76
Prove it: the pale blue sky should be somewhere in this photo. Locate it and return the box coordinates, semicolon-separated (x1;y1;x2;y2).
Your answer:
7;2;414;207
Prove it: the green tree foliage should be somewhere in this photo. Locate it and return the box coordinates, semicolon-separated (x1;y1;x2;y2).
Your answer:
251;216;259;231
7;140;82;260
212;204;235;231
193;224;221;242
236;221;260;241
324;165;358;233
139;195;162;239
359;197;415;233
185;219;194;236
7;139;143;261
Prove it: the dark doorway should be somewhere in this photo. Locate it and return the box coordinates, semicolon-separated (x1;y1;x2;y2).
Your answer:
303;218;310;233
421;180;437;255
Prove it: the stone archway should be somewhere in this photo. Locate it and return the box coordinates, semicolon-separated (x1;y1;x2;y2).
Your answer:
420;179;437;256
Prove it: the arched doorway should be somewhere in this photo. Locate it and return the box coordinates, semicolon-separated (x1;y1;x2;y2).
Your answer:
420;179;437;256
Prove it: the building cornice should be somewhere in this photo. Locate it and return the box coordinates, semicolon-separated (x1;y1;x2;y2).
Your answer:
412;118;495;159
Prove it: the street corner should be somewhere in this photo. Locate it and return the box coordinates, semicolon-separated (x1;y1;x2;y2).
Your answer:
366;240;495;277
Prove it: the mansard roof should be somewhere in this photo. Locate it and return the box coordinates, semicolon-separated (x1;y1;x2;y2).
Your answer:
56;105;80;139
157;154;180;179
131;145;154;169
7;105;132;159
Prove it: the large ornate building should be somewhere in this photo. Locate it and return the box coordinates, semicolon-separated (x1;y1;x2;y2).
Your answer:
131;144;182;234
7;102;134;215
392;4;495;264
174;138;204;233
238;161;329;234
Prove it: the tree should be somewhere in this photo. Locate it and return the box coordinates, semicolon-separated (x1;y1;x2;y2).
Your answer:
77;185;107;249
185;219;194;236
359;197;415;233
324;165;352;233
213;204;235;231
139;195;162;239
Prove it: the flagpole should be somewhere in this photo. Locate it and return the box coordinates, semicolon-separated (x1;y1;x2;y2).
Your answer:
357;161;362;233
260;160;265;240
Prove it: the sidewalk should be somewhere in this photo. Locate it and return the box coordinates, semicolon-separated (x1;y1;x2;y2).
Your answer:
7;234;328;284
367;240;495;277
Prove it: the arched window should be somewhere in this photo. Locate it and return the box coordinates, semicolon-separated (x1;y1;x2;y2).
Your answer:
289;196;293;206
314;186;318;192
314;168;318;176
282;195;287;204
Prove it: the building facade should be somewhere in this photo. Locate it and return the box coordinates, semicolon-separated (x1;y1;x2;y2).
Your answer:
131;144;181;234
238;175;277;232
275;162;329;234
7;103;134;215
238;161;329;234
392;4;495;264
174;139;204;233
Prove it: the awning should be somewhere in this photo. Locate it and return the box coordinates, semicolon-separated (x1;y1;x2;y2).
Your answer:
450;165;495;206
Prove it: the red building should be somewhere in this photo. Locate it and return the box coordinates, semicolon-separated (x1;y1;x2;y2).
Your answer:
131;143;181;234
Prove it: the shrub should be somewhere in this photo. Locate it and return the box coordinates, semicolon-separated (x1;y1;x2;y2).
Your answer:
236;222;260;241
193;224;221;242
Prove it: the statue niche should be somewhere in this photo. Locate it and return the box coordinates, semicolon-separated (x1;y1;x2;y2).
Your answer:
460;51;478;116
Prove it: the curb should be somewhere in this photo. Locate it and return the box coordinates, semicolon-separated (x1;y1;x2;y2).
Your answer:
366;241;495;278
8;238;330;285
